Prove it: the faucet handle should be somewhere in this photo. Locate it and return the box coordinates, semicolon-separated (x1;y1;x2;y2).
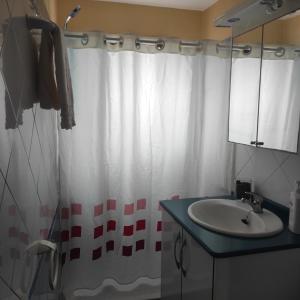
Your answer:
245;192;263;203
244;192;264;213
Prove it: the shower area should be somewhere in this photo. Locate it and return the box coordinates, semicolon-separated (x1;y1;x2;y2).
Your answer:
59;33;233;299
1;0;299;299
0;1;231;297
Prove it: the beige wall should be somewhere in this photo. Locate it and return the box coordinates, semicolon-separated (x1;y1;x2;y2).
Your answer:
261;17;300;45
55;0;203;40
53;0;246;41
43;0;58;21
281;16;300;45
45;0;300;43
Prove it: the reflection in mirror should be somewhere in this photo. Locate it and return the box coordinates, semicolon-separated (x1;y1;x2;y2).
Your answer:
228;27;263;146
258;10;300;152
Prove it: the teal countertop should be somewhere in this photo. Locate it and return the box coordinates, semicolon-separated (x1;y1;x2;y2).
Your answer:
160;196;300;258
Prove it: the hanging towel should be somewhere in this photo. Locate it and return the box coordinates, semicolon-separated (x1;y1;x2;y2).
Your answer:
2;16;75;130
34;17;75;129
2;17;38;129
52;26;76;129
38;29;60;110
38;23;75;129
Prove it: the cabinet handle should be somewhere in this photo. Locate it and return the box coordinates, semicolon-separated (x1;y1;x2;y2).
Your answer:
174;232;181;270
180;239;187;277
250;141;264;146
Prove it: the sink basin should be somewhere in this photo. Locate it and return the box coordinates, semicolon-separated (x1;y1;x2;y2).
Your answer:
187;199;283;238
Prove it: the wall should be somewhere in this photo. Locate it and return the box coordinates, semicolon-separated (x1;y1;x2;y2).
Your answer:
53;0;246;41
55;0;204;40
234;144;300;207
281;15;300;44
43;0;58;21
53;0;300;43
0;0;59;298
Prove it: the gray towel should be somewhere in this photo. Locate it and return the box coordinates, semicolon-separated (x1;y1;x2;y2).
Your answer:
38;24;75;129
38;30;60;110
52;26;76;129
3;16;75;130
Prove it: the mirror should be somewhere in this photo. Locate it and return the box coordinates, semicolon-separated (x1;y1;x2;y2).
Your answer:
258;10;300;152
228;10;300;153
228;27;263;146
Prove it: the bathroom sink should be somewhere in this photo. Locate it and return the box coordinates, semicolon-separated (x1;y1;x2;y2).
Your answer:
187;199;283;238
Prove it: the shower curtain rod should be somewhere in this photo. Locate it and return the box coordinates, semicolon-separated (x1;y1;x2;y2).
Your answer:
216;43;297;57
64;32;89;45
64;32;203;49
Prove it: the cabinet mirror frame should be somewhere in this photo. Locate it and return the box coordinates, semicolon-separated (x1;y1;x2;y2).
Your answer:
227;10;300;154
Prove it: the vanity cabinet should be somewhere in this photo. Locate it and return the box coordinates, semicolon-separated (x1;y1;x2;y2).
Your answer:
161;210;213;300
161;208;300;300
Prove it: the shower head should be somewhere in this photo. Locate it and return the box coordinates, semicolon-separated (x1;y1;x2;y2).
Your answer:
64;5;81;30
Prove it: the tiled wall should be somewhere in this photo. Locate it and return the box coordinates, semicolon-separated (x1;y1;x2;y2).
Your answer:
0;0;59;299
234;142;300;207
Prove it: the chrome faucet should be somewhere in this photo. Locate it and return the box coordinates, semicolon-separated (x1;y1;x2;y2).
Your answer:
242;192;264;214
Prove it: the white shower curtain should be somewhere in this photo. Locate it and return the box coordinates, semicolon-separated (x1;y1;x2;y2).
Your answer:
59;48;232;299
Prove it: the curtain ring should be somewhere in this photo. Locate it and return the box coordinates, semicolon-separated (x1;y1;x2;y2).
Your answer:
81;33;89;46
275;47;285;57
135;39;141;49
156;40;165;51
104;36;124;48
242;45;252;55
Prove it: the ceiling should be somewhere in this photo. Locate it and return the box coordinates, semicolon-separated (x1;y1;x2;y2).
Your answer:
98;0;218;11
281;9;300;20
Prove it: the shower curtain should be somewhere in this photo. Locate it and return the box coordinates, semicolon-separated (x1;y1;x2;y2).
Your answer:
59;48;232;299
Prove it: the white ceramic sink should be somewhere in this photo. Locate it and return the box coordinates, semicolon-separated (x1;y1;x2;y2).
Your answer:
188;199;283;238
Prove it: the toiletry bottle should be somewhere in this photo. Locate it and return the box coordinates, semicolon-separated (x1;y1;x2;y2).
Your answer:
289;181;300;234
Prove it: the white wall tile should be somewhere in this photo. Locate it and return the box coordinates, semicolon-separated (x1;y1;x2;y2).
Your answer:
234;143;300;207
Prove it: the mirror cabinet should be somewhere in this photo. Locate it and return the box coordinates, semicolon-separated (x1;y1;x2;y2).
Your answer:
228;10;300;153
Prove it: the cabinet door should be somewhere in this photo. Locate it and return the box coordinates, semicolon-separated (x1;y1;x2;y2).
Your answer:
181;229;213;300
213;249;300;300
228;27;263;147
161;210;182;300
256;11;300;153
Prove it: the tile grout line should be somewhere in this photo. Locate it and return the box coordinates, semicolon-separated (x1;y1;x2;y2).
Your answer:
271;151;293;188
0;273;21;300
260;153;292;187
0;155;11;210
0;168;30;235
235;148;255;179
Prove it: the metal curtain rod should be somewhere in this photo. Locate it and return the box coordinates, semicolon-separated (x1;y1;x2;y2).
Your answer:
180;41;203;48
216;43;252;55
64;33;204;51
64;33;89;45
264;46;285;57
216;43;298;57
135;38;165;50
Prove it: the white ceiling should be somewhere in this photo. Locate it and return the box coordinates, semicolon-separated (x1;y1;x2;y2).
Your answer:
281;9;300;20
98;0;218;11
